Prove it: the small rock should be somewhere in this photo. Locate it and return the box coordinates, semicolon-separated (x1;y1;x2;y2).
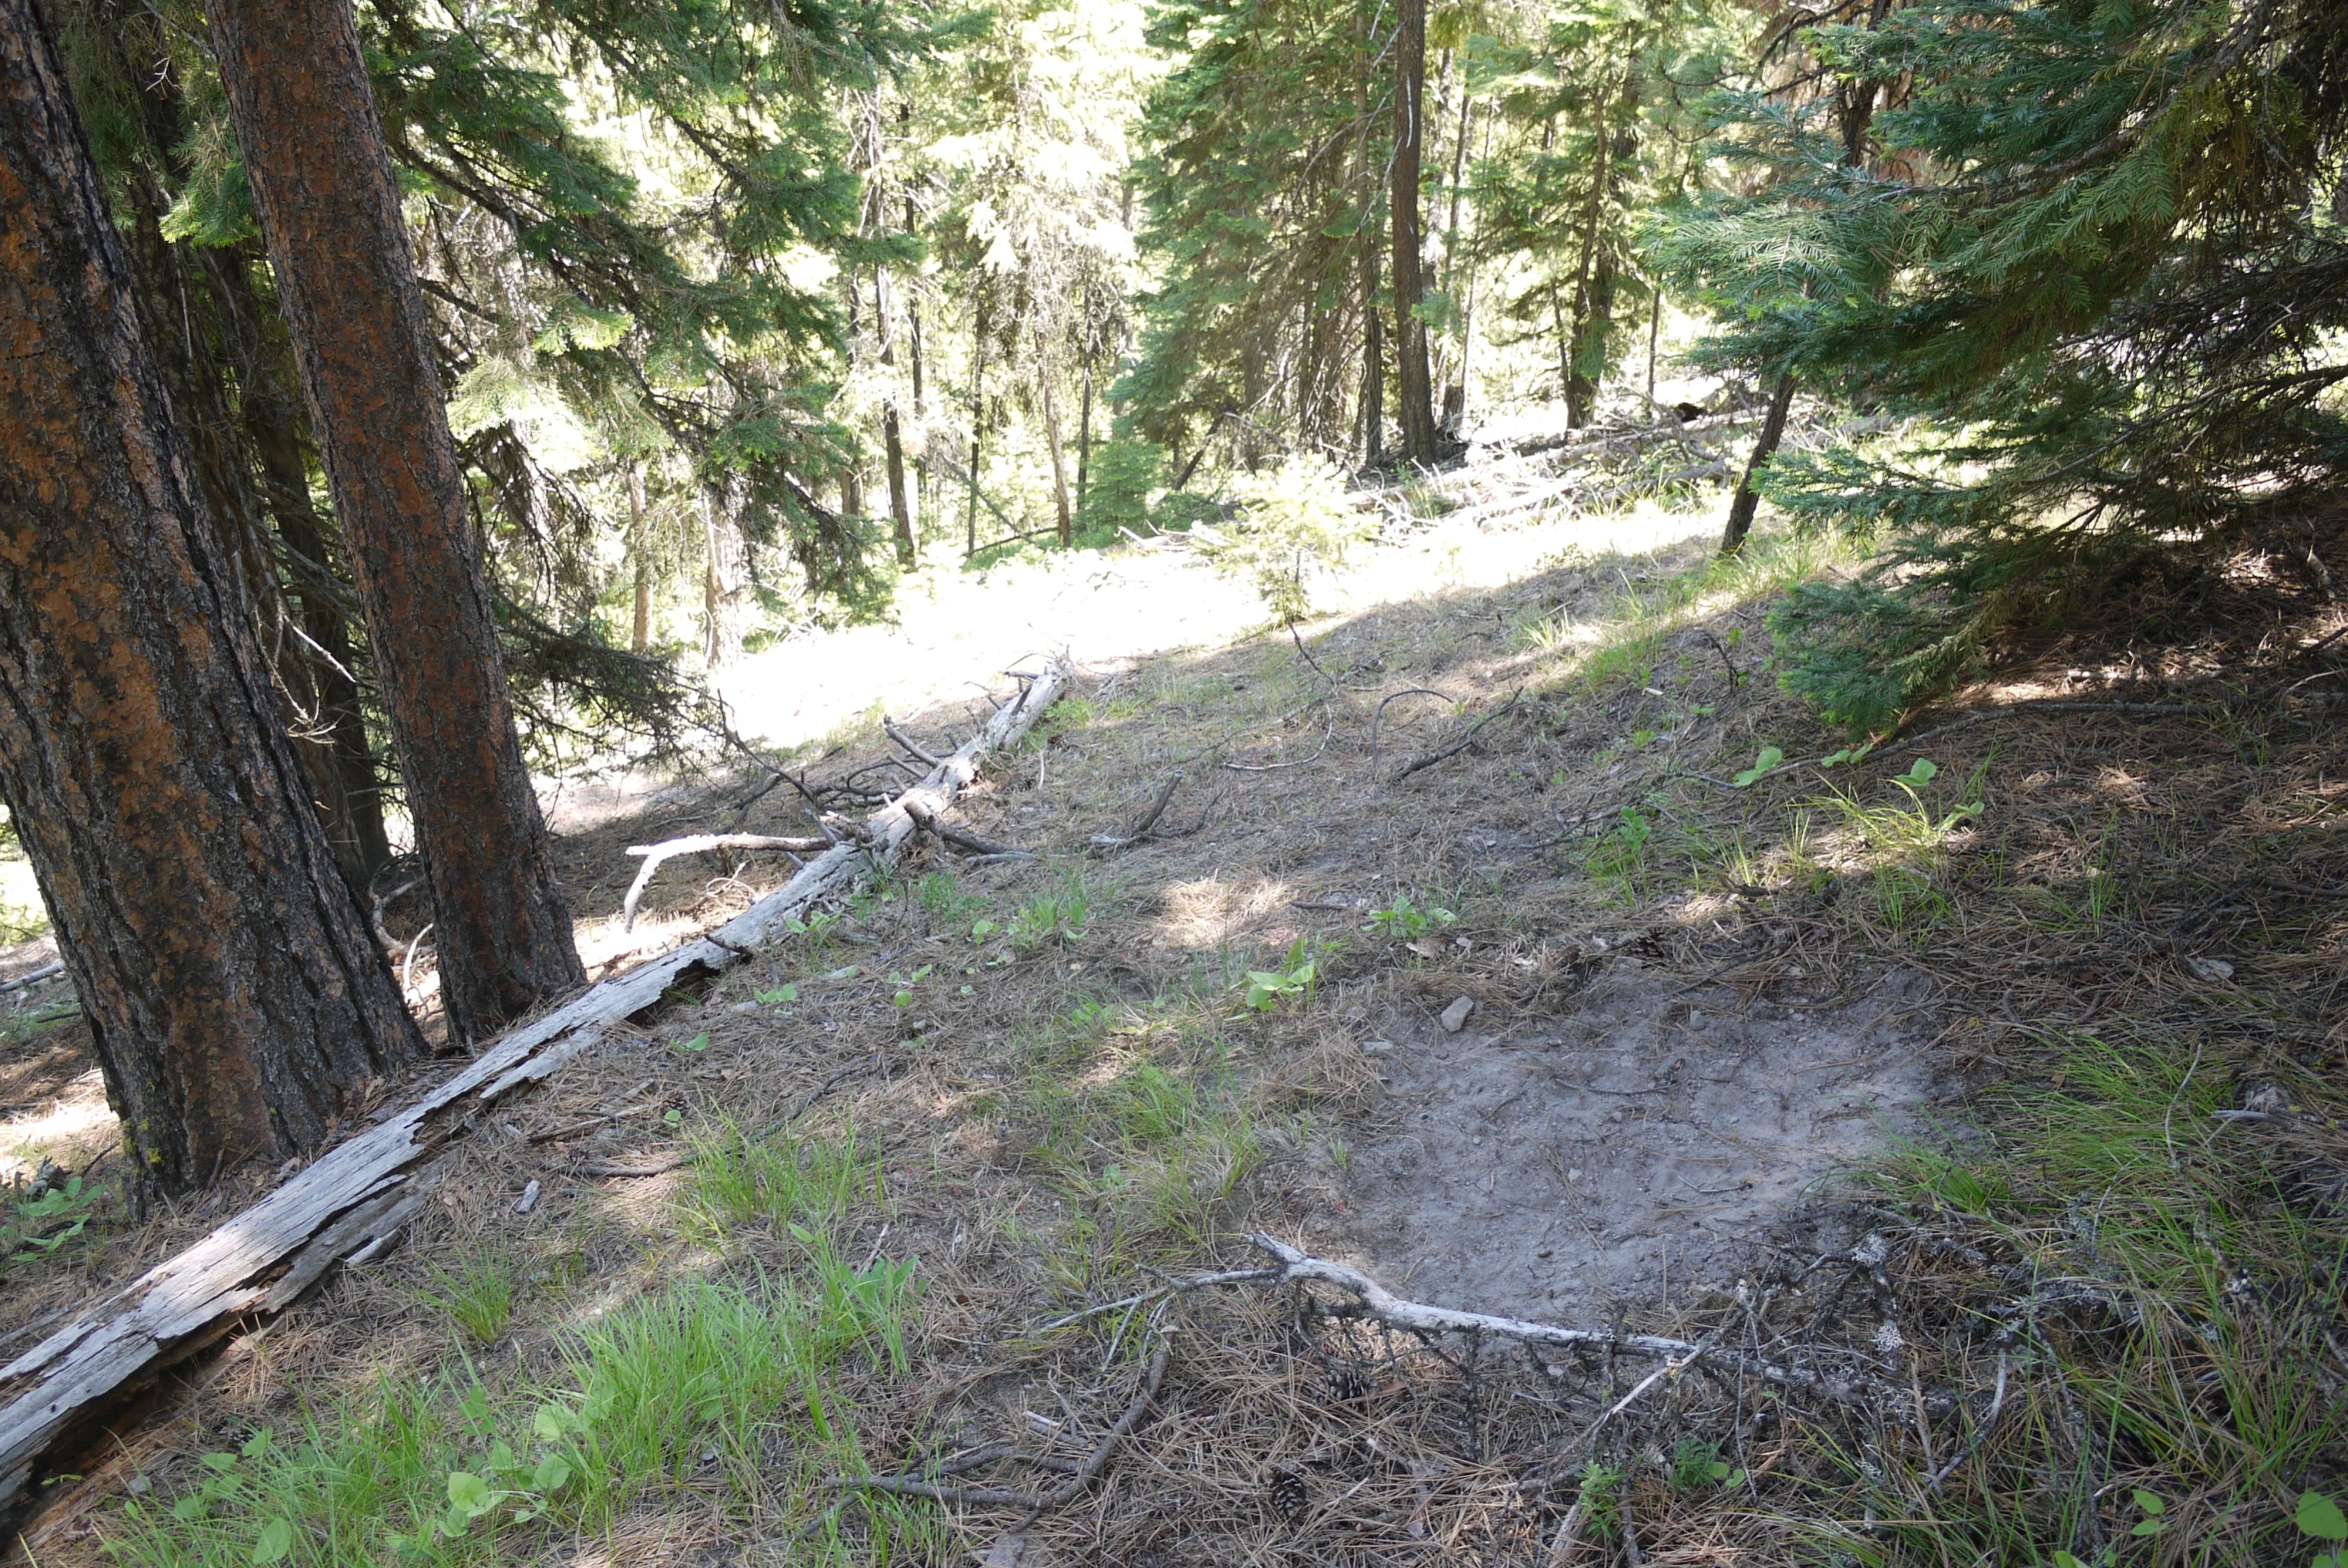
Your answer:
2184;954;2235;983
730;999;762;1014
1359;1039;1394;1057
127;1474;151;1497
1439;996;1476;1033
972;1534;1034;1568
513;1178;541;1216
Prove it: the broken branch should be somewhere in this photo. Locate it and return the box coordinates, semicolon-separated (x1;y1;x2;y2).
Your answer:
901;795;1036;860
620;833;831;930
1391;691;1523;783
1091;770;1184;848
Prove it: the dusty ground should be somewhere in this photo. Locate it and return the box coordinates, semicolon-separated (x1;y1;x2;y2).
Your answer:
4;472;2343;1566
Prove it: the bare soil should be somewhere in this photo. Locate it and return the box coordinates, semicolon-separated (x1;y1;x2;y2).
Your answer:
6;488;2344;1566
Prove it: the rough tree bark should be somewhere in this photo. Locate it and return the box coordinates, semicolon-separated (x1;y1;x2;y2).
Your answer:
1390;0;1439;465
201;0;585;1040
0;0;423;1192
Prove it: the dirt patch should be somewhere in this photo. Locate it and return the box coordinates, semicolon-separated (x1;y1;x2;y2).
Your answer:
1324;962;1935;1319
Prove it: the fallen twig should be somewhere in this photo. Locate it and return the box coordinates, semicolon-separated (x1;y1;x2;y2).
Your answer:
572;1153;691;1178
884;717;944;768
621;833;831;930
901;796;1036;860
1092;771;1184;848
1391;691;1523;783
1243;1234;1871;1400
1368;688;1455;763
0;963;63;995
828;1335;1173;1511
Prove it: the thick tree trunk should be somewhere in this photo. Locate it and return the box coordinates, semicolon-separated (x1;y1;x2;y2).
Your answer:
0;0;423;1192
201;0;584;1041
628;462;652;653
1390;0;1439;464
1721;374;1796;554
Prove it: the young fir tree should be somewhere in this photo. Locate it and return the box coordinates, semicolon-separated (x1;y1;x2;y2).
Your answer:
1668;0;2348;730
1121;0;1385;470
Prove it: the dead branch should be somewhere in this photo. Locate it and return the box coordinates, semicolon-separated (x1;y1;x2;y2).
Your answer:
901;795;1036;860
1242;1235;1872;1401
1092;770;1184;848
572;1153;691;1178
621;833;831;930
1391;691;1523;783
1369;688;1455;763
0;963;63;995
0;659;1072;1524
884;717;944;768
827;1336;1173;1512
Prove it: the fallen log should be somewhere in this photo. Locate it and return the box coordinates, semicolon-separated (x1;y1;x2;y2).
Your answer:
0;657;1070;1525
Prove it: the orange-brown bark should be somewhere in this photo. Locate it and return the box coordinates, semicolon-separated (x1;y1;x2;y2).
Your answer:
202;0;586;1038
0;0;424;1191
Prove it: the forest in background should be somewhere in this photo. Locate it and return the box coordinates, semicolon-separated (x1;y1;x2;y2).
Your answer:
32;0;2347;867
2;0;2346;1554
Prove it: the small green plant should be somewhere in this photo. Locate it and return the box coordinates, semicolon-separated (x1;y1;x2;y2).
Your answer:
1584;804;1655;903
888;964;933;1006
1731;745;1784;786
1575;1462;1624;1541
1009;876;1091;948
1365;894;1455;941
415;1252;519;1343
672;1030;711;1053
754;983;797;1005
6;1172;98;1266
916;870;987;924
1240;938;1320;1011
2302;1491;2348;1567
1198;455;1373;622
1666;1439;1743;1490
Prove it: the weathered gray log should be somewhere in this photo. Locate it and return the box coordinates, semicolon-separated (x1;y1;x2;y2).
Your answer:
0;657;1069;1522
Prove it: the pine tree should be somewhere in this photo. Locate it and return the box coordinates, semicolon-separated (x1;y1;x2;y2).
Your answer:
0;0;423;1191
202;0;589;1041
1668;0;2348;729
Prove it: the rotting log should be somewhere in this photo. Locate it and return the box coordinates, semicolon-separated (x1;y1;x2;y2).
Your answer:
0;657;1069;1525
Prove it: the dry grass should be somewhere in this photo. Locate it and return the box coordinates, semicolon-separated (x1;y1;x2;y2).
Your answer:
6;497;2345;1566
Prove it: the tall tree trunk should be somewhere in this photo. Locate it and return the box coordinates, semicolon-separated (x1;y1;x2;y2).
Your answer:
877;266;915;568
1721;14;1883;559
1438;88;1473;428
1076;364;1094;531
628;462;652;653
1564;86;1616;430
967;303;987;555
1720;374;1795;554
1040;354;1074;547
703;484;745;669
201;0;585;1041
0;0;422;1193
210;247;396;898
1390;0;1439;464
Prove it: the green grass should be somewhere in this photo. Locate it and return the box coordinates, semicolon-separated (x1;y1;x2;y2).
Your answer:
689;1122;889;1240
411;1250;520;1344
1814;1036;2348;1566
109;1264;929;1566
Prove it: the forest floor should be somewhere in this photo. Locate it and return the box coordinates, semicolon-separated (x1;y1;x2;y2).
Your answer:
4;455;2344;1567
